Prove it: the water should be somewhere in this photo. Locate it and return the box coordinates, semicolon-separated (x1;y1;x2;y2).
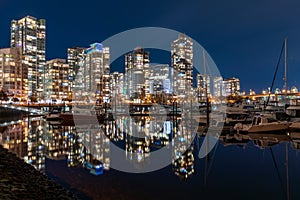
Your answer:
1;116;300;200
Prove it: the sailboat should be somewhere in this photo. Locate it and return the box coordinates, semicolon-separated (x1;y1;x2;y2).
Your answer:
234;38;293;133
263;38;290;120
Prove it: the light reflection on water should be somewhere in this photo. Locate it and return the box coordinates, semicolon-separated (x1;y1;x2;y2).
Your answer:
0;116;196;179
1;117;300;199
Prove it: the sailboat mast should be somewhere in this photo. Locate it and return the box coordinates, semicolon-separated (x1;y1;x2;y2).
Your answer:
284;37;288;94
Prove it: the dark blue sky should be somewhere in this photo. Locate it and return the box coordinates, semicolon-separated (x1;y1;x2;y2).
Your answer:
1;0;300;93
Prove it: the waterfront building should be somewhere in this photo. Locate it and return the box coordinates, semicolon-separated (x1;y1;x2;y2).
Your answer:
44;59;70;101
74;43;110;104
110;72;125;97
0;47;26;98
149;64;171;94
171;33;193;96
67;47;86;89
125;47;150;101
223;77;240;96
10;15;46;99
213;76;223;97
197;74;211;102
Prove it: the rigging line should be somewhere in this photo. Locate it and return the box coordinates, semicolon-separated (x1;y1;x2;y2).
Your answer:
286;143;290;200
265;40;285;109
270;147;285;194
207;141;219;177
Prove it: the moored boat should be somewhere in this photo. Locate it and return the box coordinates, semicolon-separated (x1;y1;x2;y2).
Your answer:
234;115;291;133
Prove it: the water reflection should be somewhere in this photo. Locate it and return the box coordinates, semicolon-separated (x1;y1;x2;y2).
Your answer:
1;116;300;181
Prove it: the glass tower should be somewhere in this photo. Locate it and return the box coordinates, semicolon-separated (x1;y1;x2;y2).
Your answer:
171;33;193;97
10;15;46;99
125;47;150;101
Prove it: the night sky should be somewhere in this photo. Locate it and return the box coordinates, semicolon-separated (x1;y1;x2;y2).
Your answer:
1;0;300;93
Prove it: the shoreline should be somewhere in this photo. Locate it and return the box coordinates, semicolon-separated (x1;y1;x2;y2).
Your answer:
0;145;79;200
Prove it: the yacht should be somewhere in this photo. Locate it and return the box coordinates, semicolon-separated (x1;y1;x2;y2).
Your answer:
234;115;291;133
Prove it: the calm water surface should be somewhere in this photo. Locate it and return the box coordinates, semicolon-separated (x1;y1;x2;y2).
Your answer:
1;116;300;200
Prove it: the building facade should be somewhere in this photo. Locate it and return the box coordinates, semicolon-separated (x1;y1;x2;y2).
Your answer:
44;59;70;101
74;43;110;104
125;47;150;101
213;76;223;97
197;74;211;102
223;77;240;96
67;47;86;90
149;64;171;94
10;15;46;99
0;47;26;98
171;33;193;96
110;72;125;97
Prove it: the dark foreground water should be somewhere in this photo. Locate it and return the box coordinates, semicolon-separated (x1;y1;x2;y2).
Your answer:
1;116;300;200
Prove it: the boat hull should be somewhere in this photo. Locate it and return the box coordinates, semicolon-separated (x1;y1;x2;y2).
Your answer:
248;122;291;133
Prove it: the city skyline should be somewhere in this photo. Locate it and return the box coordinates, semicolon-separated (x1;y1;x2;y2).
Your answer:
1;1;300;93
1;15;243;102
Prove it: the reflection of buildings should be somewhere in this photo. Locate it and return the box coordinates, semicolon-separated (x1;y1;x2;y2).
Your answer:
171;33;193;96
0;122;28;158
172;145;194;180
121;116;174;167
125;48;150;101
11;15;46;98
0;47;25;97
66;128;84;168
124;117;151;163
78;125;110;170
26;119;45;171
44;124;68;160
44;59;70;101
0;119;45;171
172;117;195;179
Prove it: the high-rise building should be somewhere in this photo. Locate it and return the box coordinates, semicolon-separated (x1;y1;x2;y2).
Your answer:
67;47;86;89
223;77;240;96
171;33;193;96
44;59;70;101
0;47;26;98
10;16;46;99
110;72;124;97
125;47;150;101
149;64;171;94
197;74;210;102
74;43;110;104
213;76;223;97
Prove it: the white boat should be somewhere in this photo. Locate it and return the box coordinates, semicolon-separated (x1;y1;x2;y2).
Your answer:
234;115;291;133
